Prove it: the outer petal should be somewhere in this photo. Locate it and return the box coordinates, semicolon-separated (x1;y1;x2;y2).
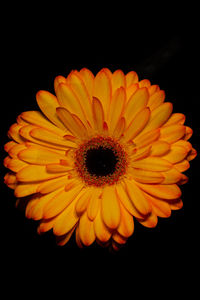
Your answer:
78;212;96;246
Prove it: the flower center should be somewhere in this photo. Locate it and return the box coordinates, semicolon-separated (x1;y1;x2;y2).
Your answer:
74;136;127;187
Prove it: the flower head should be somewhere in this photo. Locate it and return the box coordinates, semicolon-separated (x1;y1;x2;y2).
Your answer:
4;68;197;249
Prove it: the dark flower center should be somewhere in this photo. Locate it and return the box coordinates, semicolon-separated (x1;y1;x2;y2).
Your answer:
85;147;118;176
74;136;127;187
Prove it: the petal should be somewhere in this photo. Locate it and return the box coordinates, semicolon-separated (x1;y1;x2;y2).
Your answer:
79;68;94;98
36;90;66;130
45;163;72;173
137;182;182;200
142;102;173;134
111;70;126;94
174;159;190;172
160;125;186;143
162;145;188;163
147;195;171;218
18;146;67;165
8;123;24;143
94;69;112;120
79;213;96;246
66;71;94;127
183;126;193;141
54;75;67;92
16;165;66;182
43;182;83;219
8;143;27;158
53;197;79;236
117;202;134;238
125;71;139;87
56;83;88;126
164;113;186;126
108;87;126;134
124;179;152;215
101;185;121;229
75;188;93;215
186;147;197;161
138;212;158;228
94;209;111;243
161;168;182;184
131;147;151;162
56;107;88;139
21;111;66;135
123;107;150;142
148;90;165;110
92;97;105;133
14;182;39;197
4;141;17;153
37;175;69;194
30;126;77;148
150;141;170;156
139;79;151;88
134;128;160;148
113;117;126;139
132;156;172;171
56;226;75;246
7;158;28;172
115;183;142;218
124;87;149;126
130;168;164;184
87;188;102;221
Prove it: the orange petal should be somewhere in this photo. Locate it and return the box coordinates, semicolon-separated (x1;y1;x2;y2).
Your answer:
131;147;151;162
123;107;150;142
124;179;152;215
54;75;67;92
56;83;87;126
125;71;139;87
161;168;182;184
101;185;121;229
130;168;164;184
87;188;101;221
183;126;193;141
169;198;183;210
108;87;126;133
174;159;190;172
111;69;126;94
164;113;186;126
37;175;69;194
162;145;188;163
148;90;165;110
93;69;112;120
92;97;105;133
56;107;88;139
78;212;96;246
4;141;17;153
16;165;66;182
134;128;160;148
56;226;75;246
18;146;67;165
144;192;171;218
137;182;182;200
36;90;66;130
14;182;39;197
117;202;134;238
46;163;72;173
138;79;151;88
94;209;111;243
8;143;27;158
186;147;197;161
8;123;24;143
113;117;126;139
132;156;172;171
75;188;92;215
142;102;173;134
150;141;170;156
160;125;186;143
79;68;94;98
7;158;28;172
137;212;158;228
124;87;149;126
43;183;83;219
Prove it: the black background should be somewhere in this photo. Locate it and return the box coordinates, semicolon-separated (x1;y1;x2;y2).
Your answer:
1;5;199;293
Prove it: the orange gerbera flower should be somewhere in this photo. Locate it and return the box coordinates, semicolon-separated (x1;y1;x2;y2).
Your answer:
4;68;197;250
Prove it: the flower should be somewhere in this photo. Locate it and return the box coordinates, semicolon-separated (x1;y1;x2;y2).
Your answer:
4;68;197;250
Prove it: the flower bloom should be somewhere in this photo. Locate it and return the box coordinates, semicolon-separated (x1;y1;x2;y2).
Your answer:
4;68;197;249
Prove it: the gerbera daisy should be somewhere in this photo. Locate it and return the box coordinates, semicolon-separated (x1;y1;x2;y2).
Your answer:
4;68;197;250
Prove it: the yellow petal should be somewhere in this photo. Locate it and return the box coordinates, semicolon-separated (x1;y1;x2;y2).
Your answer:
164;113;186;126
150;141;170;156
36;90;66;130
56;107;88;139
132;156;172;171
7;158;28;172
115;183;142;218
101;185;121;229
134;128;160;148
124;179;151;215
18;146;67;165
131;147;151;162
16;165;65;182
53;197;79;236
144;192;171;218
160;125;186;143
75;188;92;215
111;69;126;94
79;212;96;246
137;182;182;200
108;87;126;134
123;107;150;142
43;183;83;219
30;126;77;148
125;71;139;87
161;168;182;184
117;202;134;238
162;145;188;163
130;168;164;184
54;75;67;93
56;226;75;246
94;209;111;243
8;123;24;143
148;90;165;110
8;143;27;158
138;212;158;228
46;163;72;173
94;69;112;120
92;97;104;133
66;71;94;127
38;218;56;233
87;188;101;221
79;68;94;98
14;182;39;197
142;102;173;134
56;83;87;126
113;117;126;139
124;87;149;126
21;111;66;135
37;175;69;194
